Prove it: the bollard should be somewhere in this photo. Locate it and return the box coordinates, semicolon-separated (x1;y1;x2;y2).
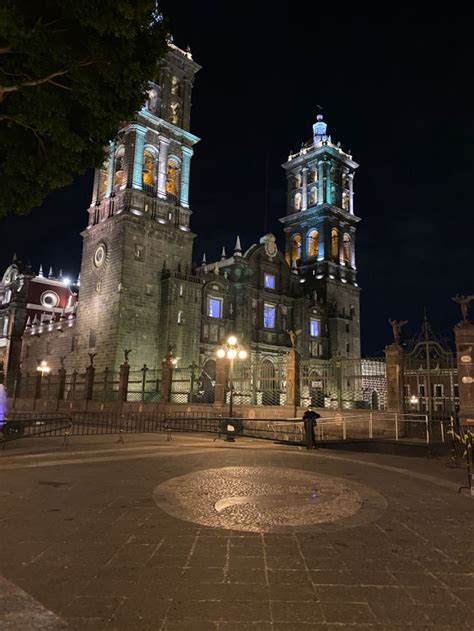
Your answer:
62;430;70;448
117;428;125;444
342;417;347;441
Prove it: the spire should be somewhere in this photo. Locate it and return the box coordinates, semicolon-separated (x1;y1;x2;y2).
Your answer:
38;265;43;277
58;268;63;281
202;252;207;264
234;235;242;257
313;110;329;144
221;246;226;260
48;266;53;279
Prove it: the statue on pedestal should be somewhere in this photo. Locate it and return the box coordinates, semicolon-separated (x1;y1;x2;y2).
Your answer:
388;319;408;345
452;295;474;323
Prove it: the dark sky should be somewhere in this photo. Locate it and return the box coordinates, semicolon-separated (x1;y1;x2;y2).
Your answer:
1;2;473;355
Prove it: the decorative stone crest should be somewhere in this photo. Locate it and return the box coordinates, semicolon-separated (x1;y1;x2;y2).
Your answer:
260;233;277;258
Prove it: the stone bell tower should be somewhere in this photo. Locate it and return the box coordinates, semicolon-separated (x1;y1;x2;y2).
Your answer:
280;113;361;358
75;43;201;372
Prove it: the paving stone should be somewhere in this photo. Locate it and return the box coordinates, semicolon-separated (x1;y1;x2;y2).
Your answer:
321;601;377;623
271;601;324;623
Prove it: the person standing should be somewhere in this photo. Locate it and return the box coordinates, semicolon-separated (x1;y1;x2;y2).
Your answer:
302;406;320;449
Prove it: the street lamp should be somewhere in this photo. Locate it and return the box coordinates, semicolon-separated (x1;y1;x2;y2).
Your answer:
217;335;248;417
36;360;50;377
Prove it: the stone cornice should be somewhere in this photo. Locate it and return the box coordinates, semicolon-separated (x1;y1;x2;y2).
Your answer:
279;204;361;226
138;110;200;146
282;145;358;171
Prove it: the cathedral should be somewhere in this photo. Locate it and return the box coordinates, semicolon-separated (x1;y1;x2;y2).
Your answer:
0;42;361;392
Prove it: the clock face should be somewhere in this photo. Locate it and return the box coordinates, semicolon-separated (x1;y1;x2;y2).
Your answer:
93;243;107;268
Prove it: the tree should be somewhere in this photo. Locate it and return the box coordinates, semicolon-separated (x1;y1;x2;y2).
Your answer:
0;0;168;217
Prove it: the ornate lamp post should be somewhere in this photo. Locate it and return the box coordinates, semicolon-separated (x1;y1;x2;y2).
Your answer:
216;335;248;417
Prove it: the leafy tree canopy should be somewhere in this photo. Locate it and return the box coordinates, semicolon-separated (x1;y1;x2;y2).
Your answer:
0;0;168;217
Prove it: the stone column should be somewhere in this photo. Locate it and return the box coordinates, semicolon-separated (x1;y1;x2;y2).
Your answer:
317;224;325;261
317;160;324;204
214;357;226;406
454;322;474;424
349;227;356;269
325;161;332;205
157;137;171;199
84;365;95;401
118;362;130;402
160;361;173;403
385;344;405;412
285;349;300;411
180;146;193;209
301;168;308;211
348;173;354;215
130;125;147;190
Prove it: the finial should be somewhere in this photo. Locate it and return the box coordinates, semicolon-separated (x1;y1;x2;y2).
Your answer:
58;268;63;280
234;235;242;256
202;252;207;264
26;316;31;326
38;264;43;277
48;266;53;279
76;273;81;286
12;252;17;263
221;246;226;260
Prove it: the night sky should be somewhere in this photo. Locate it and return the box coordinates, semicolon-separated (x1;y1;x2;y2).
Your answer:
1;3;472;356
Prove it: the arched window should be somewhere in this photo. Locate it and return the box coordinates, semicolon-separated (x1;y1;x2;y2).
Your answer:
98;159;108;197
294;192;302;210
343;233;351;263
142;149;156;188
331;228;339;259
342;191;349;211
147;88;159;113
170;101;181;125
309;187;317;206
291;234;302;263
114;148;125;188
307;230;319;258
171;76;180;95
166;158;180;196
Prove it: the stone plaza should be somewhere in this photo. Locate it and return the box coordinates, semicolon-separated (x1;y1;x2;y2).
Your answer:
0;432;472;630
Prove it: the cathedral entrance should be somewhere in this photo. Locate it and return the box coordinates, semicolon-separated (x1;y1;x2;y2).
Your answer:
260;360;279;406
309;370;325;408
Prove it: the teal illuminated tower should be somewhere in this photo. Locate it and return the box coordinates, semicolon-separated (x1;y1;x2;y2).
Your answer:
280;114;361;358
75;43;201;372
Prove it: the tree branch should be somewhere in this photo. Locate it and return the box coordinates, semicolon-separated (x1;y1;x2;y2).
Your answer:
0;115;47;156
0;60;95;102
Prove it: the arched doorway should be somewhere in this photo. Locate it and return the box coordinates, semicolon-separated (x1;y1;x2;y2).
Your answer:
260;360;279;406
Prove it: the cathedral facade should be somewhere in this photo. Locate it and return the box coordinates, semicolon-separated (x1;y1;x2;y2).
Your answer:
0;43;361;390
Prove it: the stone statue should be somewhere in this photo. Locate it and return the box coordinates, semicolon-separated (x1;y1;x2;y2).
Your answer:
123;349;132;363
88;352;97;367
452;294;474;323
286;329;302;349
388;319;408;345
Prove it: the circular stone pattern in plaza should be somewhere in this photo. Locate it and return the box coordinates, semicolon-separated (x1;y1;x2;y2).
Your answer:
153;466;386;533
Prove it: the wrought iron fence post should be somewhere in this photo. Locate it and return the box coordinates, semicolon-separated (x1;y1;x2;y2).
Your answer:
84;364;95;401
58;367;66;407
189;361;197;404
369;411;373;438
103;367;109;402
160;348;175;403
141;364;149;402
71;371;77;400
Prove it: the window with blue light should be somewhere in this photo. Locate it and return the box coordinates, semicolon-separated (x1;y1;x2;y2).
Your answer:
208;297;222;319
263;304;276;329
310;318;320;337
264;273;275;289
